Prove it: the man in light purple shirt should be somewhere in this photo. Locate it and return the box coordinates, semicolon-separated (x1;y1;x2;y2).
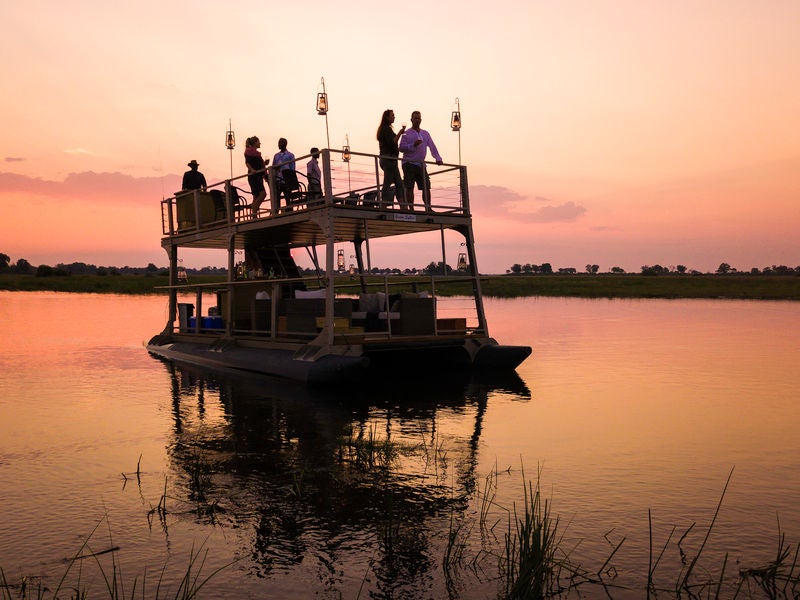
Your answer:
399;111;443;212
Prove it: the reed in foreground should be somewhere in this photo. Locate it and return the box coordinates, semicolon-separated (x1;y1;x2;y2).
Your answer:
0;515;231;600
500;467;565;598
440;464;800;599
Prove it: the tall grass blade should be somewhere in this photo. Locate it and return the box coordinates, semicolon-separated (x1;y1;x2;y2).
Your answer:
678;466;734;594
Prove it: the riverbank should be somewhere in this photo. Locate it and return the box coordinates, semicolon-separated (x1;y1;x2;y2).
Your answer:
1;273;799;299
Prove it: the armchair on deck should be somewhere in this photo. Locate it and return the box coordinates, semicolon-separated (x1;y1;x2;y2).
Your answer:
227;184;252;221
351;292;436;335
280;170;307;210
360;189;380;208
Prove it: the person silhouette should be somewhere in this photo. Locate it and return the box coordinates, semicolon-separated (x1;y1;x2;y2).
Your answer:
273;138;297;207
244;137;268;217
376;109;406;209
182;160;207;191
399;111;443;212
306;147;322;200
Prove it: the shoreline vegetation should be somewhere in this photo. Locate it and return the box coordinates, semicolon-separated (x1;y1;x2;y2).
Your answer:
3;467;798;599
1;273;799;300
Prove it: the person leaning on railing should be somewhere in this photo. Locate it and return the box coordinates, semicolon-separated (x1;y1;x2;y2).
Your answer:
244;136;268;217
273;137;297;206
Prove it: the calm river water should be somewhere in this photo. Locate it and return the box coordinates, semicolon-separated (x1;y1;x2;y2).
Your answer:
1;291;798;599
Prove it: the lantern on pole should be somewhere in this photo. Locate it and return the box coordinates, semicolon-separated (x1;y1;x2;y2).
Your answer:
342;134;352;191
342;134;351;162
457;242;468;272
337;249;345;273
317;77;330;149
450;100;461;131
451;98;462;165
225;119;236;179
316;92;328;115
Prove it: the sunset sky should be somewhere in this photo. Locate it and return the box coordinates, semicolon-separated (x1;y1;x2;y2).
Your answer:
2;0;798;273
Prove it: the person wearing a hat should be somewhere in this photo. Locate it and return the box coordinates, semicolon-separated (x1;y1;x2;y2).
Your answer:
182;159;207;191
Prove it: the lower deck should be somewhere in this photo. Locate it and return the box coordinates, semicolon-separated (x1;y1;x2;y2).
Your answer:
147;276;530;382
174;283;473;339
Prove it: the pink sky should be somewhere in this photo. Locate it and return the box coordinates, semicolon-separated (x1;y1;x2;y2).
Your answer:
2;1;798;273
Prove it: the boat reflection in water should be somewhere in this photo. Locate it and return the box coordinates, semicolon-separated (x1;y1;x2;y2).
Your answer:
156;357;529;597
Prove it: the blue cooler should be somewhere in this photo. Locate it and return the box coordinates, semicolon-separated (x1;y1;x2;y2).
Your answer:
202;316;224;330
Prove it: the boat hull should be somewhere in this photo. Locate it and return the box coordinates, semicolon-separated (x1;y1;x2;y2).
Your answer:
146;337;369;384
146;334;531;384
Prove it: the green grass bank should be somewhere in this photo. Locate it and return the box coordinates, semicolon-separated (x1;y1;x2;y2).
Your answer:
1;273;799;300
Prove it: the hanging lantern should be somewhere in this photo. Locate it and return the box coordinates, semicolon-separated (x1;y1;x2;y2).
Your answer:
342;134;351;162
451;110;461;131
337;249;345;272
457;252;468;271
225;118;236;149
316;92;328;115
317;77;331;149
451;97;462;131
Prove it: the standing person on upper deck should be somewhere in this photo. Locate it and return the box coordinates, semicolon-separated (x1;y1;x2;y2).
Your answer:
182;160;207;191
399;111;443;212
376;109;407;210
244;136;268;218
306;147;322;200
273;138;297;206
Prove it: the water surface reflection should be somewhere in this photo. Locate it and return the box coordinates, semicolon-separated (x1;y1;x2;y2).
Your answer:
2;293;799;599
158;359;529;597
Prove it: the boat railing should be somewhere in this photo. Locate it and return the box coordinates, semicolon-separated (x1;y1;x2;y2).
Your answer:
161;149;468;236
166;273;486;341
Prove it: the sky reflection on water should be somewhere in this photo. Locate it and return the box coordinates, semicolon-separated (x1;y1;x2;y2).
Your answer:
0;292;798;598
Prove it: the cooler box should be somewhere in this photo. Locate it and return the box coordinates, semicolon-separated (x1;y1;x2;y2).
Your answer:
203;316;224;330
186;315;223;331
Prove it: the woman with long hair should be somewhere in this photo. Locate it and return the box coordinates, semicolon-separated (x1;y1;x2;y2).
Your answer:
376;109;407;209
244;136;268;217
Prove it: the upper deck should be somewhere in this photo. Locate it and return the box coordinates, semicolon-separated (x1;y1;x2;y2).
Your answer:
161;149;471;252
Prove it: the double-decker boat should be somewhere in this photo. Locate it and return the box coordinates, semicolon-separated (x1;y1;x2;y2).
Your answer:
146;148;531;383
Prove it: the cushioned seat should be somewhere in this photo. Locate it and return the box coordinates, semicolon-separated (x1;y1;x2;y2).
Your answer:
352;292;434;334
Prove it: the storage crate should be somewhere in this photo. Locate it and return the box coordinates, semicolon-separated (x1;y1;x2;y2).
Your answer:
315;317;351;330
436;317;467;333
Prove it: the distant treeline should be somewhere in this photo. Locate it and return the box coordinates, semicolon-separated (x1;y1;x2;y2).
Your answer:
0;260;415;278
507;262;800;276
1;256;448;278
0;259;225;278
2;253;799;279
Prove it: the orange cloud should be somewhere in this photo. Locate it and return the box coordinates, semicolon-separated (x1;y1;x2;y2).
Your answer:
470;184;587;223
0;170;179;268
0;171;180;204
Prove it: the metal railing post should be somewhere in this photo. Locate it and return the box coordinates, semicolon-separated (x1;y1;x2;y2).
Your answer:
321;149;333;206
